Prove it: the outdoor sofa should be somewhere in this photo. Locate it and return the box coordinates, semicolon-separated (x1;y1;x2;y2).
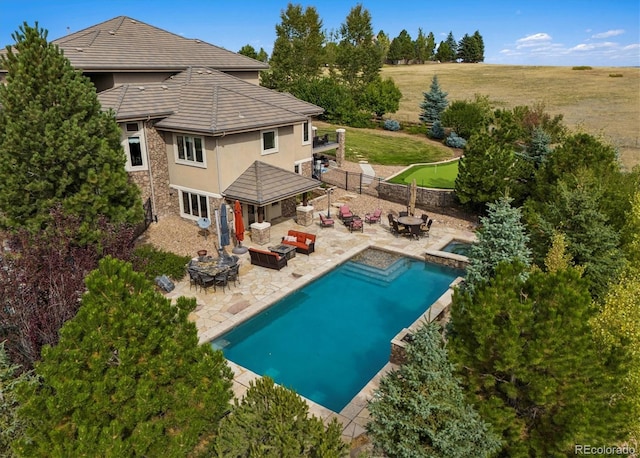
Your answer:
249;248;288;270
281;230;316;255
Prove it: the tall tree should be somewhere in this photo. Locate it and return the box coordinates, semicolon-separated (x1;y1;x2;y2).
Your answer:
14;257;234;457
237;44;267;61
419;75;448;125
449;261;631;456
335;4;382;87
211;377;347;457
434;40;454;62
388;29;414;63
471;30;485;62
425;31;436;61
414;28;429;64
0;23;142;242
261;3;324;92
375;30;390;65
444;31;458;59
463;196;531;293
367;322;501;457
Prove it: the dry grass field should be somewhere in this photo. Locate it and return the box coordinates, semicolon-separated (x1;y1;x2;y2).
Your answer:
381;63;640;169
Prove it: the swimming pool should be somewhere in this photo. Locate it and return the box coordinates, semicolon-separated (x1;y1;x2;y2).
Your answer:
211;249;461;412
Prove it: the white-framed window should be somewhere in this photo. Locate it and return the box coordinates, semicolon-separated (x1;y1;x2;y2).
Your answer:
122;122;147;171
261;129;278;155
175;134;206;167
180;190;209;220
302;121;311;145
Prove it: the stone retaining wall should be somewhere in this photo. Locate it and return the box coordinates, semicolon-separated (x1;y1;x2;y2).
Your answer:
377;181;455;210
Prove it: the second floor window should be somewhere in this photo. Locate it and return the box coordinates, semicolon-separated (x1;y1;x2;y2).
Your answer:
122;122;147;171
261;129;278;155
176;135;204;165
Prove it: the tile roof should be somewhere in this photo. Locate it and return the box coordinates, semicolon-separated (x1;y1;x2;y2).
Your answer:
51;16;269;72
97;67;323;135
223;161;321;205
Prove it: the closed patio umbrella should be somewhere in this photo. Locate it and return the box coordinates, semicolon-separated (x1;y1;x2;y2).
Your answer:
232;200;248;254
219;203;230;247
409;178;417;216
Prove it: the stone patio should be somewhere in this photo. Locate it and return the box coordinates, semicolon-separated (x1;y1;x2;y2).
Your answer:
152;208;476;444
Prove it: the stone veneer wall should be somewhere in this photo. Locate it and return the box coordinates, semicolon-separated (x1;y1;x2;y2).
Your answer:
143;123;176;218
378;181;455;210
300;160;312;177
281;197;297;218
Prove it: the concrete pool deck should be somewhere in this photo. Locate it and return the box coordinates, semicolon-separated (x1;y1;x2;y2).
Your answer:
156;209;476;443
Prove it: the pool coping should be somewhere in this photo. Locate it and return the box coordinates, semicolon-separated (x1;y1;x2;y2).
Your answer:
203;242;469;441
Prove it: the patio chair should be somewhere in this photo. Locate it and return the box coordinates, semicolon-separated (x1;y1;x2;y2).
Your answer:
398;211;409;217
339;205;353;220
409;223;422;240
391;219;409;237
319;213;335;227
420;219;433;238
350;217;364;233
213;271;229;293
365;208;382;224
187;267;200;291
199;272;216;294
421;213;429;223
226;264;240;287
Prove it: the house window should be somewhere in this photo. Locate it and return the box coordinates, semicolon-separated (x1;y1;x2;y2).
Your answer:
122;122;147;171
302;121;310;144
176;135;205;166
294;164;300;174
261;129;278;155
180;190;208;219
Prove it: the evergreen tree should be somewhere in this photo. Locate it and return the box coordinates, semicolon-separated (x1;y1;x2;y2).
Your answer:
525;126;552;166
464;196;531;293
445;31;458;59
449;261;631;456
212;377;347;457
471;30;485;62
14;257;234;457
335;4;382;87
0;343;35;457
456;34;475;63
0;23;142;242
367;322;501;458
375;30;390;65
414;28;429;64
419;75;448;125
425;31;436;61
256;47;268;63
388;29;414;63
261;3;324;92
434;40;454;62
238;44;259;60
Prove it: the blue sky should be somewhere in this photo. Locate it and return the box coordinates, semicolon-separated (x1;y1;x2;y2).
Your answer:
1;0;639;67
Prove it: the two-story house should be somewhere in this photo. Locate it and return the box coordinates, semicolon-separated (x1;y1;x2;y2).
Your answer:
26;16;328;230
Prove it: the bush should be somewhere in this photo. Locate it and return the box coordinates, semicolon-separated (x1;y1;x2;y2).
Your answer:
609;73;623;78
404;123;429;136
133;244;191;281
429;120;445;139
445;132;467;148
383;119;401;131
572;66;593;70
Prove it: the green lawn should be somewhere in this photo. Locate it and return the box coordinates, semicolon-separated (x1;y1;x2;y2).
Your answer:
387;160;459;189
316;125;452;165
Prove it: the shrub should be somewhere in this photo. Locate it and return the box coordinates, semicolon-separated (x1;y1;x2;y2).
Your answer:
383;119;401;131
609;73;623;78
429;120;445;139
445;132;467;148
403;123;429;136
133;244;191;281
572;66;593;70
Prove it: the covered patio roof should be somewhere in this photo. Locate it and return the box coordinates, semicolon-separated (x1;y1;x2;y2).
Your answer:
223;161;321;206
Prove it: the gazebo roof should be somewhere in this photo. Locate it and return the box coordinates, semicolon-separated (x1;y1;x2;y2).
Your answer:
223;161;320;205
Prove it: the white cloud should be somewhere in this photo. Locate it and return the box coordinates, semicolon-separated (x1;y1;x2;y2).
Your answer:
592;29;625;39
570;42;617;52
515;33;553;49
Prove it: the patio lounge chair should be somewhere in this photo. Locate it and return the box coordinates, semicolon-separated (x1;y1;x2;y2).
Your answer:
339;205;353;220
350;217;364;233
319;213;335;227
365;209;382;224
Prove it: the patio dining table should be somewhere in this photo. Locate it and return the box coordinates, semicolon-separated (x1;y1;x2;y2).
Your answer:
397;216;423;227
188;256;237;276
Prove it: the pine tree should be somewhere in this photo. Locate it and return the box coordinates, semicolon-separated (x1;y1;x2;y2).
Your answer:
425;32;436;61
449;261;631;456
238;44;259;60
212;377;347;457
261;4;324;92
414;28;428;64
419;75;448;125
471;30;485;62
335;4;382;87
367;322;501;458
0;23;142;242
435;41;454;62
463;196;531;293
14;257;234;457
375;30;390;65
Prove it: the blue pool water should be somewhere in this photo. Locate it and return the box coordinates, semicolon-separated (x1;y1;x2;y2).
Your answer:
211;253;460;412
442;240;472;256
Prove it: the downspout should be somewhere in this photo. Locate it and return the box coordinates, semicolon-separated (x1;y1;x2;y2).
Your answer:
215;134;224;195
